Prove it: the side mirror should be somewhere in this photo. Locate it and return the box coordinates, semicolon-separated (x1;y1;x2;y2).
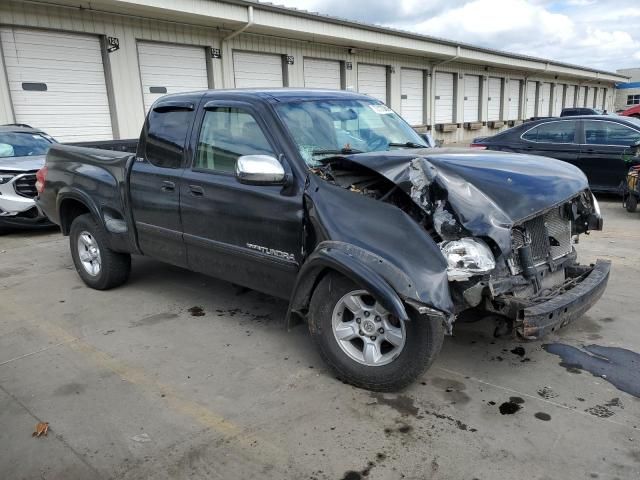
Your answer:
235;155;286;185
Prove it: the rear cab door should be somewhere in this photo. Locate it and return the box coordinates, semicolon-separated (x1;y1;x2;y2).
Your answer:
129;97;200;267
179;97;304;298
578;119;640;191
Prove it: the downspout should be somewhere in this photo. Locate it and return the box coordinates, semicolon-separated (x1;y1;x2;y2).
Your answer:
221;5;254;87
223;5;254;42
430;45;461;127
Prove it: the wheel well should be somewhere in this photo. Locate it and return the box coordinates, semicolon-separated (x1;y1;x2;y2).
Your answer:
59;199;91;235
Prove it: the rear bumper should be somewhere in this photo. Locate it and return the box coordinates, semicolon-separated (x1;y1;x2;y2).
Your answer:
517;259;611;339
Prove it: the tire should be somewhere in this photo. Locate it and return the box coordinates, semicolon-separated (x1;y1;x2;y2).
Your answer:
69;213;131;290
626;195;638;213
308;272;445;391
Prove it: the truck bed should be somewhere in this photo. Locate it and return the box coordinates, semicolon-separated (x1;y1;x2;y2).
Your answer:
38;143;139;254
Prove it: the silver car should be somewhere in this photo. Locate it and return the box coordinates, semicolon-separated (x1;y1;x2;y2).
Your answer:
0;125;55;232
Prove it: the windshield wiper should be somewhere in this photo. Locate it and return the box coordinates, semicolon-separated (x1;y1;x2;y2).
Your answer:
311;148;364;156
388;142;427;149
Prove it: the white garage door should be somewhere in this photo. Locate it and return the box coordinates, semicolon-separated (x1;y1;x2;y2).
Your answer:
508;80;521;120
233;51;283;88
595;88;604;110
358;64;387;104
526;81;537;118
552;84;564;116
487;77;502;121
1;27;113;142
137;42;208;113
586;87;595;107
434;72;455;124
577;86;586;107
564;85;576;108
539;82;552;116
303;58;341;90
400;69;424;125
463;75;480;123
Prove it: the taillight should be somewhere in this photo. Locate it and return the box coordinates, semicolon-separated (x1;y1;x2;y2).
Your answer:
35;166;47;194
469;144;487;149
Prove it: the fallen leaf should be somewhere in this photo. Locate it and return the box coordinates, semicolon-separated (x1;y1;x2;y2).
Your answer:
32;422;49;437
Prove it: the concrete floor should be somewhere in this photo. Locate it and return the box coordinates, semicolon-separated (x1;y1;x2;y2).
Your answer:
1;197;639;480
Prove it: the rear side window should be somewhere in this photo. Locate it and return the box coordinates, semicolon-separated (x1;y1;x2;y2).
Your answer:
194;107;274;173
144;108;193;168
522;121;576;143
584;121;640;146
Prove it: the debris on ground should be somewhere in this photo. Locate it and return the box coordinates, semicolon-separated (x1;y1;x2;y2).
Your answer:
32;422;49;437
130;433;151;443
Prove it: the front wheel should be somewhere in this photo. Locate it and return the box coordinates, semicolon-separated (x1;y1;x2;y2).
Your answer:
309;272;444;391
69;213;131;290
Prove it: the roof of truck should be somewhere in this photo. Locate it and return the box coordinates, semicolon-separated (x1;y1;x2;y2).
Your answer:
159;88;377;104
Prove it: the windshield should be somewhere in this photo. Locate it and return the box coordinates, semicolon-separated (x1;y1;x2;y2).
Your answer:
275;99;426;166
0;132;54;159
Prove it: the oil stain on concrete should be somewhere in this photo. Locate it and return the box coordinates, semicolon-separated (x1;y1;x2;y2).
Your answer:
543;343;640;398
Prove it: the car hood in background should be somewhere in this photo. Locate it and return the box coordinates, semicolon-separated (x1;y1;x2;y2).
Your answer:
0;155;46;172
341;148;589;253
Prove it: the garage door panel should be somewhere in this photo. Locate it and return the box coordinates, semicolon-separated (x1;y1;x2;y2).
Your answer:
358;64;387;104
5;68;106;84
435;72;454;124
233;51;283;88
139;72;208;88
3;45;106;65
564;85;576;108
401;69;424;125
577;87;586;107
487;77;502;121
553;84;563;116
463;75;480;123
8;81;109;94
138;41;209;112
304;58;341;89
1;27;113;142
539;82;551;116
508;80;521;120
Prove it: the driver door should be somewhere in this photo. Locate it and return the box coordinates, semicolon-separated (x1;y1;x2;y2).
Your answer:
179;101;303;298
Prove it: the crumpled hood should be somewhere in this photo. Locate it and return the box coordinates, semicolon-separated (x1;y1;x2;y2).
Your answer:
341;148;590;253
0;155;46;172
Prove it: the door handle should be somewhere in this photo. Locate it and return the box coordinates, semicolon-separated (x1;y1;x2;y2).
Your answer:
161;180;176;192
189;185;204;196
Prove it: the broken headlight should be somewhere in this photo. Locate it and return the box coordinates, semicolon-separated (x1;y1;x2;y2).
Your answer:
440;238;496;281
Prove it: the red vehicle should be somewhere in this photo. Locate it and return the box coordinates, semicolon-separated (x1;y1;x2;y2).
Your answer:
620;104;640;119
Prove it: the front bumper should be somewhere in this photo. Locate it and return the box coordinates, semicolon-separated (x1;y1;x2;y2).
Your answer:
517;259;611;339
0;172;52;228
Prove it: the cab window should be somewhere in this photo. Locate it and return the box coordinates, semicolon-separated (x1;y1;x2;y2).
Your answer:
522;121;576;143
144;108;193;168
194;108;275;173
584;120;640;146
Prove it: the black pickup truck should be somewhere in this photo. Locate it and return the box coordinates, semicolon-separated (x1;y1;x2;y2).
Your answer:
37;89;609;391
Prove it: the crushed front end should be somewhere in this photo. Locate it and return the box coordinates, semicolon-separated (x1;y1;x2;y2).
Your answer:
451;192;610;339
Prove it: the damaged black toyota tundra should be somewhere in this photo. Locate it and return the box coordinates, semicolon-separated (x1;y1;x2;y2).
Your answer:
36;89;609;391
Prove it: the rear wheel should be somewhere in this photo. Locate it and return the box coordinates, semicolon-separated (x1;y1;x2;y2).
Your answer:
309;272;444;391
626;194;638;213
69;214;131;289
